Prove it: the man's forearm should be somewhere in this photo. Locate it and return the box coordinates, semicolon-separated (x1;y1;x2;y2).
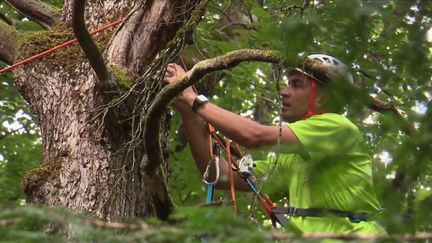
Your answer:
178;107;251;191
179;108;212;174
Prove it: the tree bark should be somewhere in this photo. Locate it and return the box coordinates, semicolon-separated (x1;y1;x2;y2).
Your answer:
17;0;200;220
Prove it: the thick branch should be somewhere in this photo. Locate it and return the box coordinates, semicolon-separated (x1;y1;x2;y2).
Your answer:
0;218;21;226
4;0;60;29
71;0;110;84
0;21;19;65
366;93;415;135
90;218;181;233
0;127;24;141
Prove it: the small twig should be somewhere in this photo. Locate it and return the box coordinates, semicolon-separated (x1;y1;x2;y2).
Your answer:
89;218;182;234
199;199;223;207
90;219;149;231
0;218;21;226
0;126;26;141
218;22;251;32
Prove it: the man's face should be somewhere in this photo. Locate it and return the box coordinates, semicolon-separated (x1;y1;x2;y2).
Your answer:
280;72;312;122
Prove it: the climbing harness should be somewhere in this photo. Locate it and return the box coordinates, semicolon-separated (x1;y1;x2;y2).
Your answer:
204;124;287;226
238;154;287;226
271;207;370;224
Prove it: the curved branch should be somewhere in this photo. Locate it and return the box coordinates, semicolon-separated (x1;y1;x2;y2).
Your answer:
4;0;60;29
367;96;415;135
71;0;110;84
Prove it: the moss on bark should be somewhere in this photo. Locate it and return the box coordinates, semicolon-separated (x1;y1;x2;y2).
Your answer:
22;163;61;199
18;28;113;73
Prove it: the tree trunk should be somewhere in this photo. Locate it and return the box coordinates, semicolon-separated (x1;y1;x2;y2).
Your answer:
16;0;200;220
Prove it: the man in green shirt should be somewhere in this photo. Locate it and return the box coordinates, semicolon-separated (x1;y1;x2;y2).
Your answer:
164;54;386;234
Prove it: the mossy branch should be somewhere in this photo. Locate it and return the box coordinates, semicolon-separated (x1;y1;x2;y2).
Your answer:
367;96;415;136
72;0;110;85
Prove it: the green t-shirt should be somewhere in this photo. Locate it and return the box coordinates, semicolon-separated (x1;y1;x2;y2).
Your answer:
255;113;386;234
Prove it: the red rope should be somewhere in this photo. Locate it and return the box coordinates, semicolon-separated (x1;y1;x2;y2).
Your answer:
0;18;125;75
303;79;322;119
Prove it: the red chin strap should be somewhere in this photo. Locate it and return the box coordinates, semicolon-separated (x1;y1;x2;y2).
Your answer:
303;79;323;120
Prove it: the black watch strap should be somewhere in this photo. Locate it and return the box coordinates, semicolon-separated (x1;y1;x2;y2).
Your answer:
192;95;209;112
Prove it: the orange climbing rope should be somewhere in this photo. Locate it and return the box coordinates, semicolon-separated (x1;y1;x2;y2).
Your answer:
225;138;238;214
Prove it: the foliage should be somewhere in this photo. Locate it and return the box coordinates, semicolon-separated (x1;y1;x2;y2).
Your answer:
0;0;432;240
0;205;270;242
0;72;42;206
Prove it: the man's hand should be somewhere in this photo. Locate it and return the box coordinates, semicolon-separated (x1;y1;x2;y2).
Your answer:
163;63;185;84
163;63;196;111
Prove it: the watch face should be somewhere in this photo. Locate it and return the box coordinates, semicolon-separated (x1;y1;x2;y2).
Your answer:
197;95;209;102
192;95;209;112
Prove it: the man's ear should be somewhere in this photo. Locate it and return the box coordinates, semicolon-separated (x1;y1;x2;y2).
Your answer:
315;84;327;105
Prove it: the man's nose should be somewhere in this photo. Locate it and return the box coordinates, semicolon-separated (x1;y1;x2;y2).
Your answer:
280;86;291;97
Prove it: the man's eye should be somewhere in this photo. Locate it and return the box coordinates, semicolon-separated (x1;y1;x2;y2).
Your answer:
290;81;300;87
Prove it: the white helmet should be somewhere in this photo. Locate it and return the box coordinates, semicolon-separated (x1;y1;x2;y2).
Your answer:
290;54;353;84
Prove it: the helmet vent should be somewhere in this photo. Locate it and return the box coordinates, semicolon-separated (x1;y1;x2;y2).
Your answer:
290;53;354;84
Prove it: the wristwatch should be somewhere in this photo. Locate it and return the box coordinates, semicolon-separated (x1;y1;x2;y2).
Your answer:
192;94;209;112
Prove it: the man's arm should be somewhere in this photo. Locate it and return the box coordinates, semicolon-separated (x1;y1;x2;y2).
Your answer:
177;105;250;191
188;100;299;148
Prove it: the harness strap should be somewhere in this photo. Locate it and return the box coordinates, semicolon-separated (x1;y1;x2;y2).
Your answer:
271;207;369;224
